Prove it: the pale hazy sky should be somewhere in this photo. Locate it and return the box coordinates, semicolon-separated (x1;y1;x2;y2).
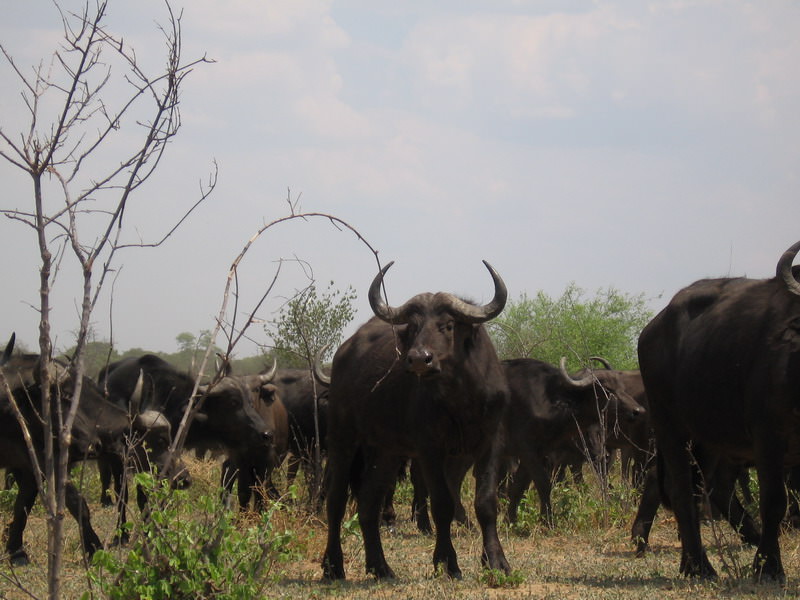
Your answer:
1;1;798;357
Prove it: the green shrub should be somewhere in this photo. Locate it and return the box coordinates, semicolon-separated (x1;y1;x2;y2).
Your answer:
86;473;297;600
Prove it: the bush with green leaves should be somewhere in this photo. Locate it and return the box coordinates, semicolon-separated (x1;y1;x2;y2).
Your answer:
487;283;652;370
268;281;356;368
86;473;297;600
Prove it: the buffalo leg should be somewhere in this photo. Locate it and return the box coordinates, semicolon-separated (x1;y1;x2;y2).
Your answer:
473;443;510;575
505;461;533;524
417;453;460;578
707;462;759;547
631;465;660;556
753;447;786;583
528;455;555;526
98;455;115;507
64;480;102;558
357;451;399;579
658;436;716;578
5;469;37;566
410;459;433;534
321;443;357;580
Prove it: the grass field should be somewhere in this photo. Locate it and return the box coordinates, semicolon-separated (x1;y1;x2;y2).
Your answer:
2;455;800;599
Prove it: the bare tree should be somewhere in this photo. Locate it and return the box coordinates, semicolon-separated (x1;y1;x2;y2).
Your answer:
0;2;212;597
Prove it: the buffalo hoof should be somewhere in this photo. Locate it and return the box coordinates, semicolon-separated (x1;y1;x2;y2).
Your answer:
321;556;345;581
100;494;114;508
753;554;785;585
481;551;511;576
111;532;130;547
679;551;717;579
9;550;30;568
367;562;396;580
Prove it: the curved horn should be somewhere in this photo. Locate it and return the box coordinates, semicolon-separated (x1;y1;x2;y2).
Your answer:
560;357;594;388
588;356;613;370
368;260;508;325
437;261;508;324
1;333;15;366
313;344;331;386
129;368;144;417
368;261;409;324
776;240;800;297
259;356;278;385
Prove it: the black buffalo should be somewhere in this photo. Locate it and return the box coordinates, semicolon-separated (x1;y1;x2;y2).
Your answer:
501;357;645;525
638;239;800;582
321;261;511;580
271;360;330;506
0;336;176;566
98;354;274;516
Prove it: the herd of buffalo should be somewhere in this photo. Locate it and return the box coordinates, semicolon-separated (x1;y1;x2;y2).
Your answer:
2;239;800;585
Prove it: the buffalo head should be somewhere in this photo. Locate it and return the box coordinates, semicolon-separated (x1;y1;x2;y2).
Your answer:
368;260;507;377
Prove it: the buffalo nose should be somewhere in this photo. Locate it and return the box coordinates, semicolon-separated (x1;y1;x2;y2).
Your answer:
407;348;435;375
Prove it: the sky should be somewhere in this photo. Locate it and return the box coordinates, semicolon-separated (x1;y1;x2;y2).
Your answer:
1;1;798;357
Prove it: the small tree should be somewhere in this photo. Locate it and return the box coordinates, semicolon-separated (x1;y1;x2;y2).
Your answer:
488;283;652;370
268;281;356;369
0;3;211;597
265;280;355;505
173;330;220;373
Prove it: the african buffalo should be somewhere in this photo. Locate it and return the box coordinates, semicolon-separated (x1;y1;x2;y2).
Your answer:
0;336;176;566
321;260;511;580
638;239;800;582
98;354;273;520
220;364;289;511
271;360;330;506
501;357;645;525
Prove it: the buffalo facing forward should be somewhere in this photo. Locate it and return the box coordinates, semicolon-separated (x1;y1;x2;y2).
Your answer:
322;261;511;580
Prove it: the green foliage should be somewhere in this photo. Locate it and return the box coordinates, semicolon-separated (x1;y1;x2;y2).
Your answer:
87;473;297;600
479;568;526;588
510;476;642;536
267;281;356;368
488;283;652;370
59;340;121;379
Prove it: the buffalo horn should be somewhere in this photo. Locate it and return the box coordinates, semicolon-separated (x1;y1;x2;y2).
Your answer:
368;260;508;324
259;357;278;385
588;356;613;370
1;333;15;366
129;369;144;417
560;357;594;388
313;344;331;386
777;240;800;297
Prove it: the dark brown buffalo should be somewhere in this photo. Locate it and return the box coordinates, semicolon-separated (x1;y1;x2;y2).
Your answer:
585;359;653;487
321;261;511;580
221;364;289;511
501;357;645;525
638;239;800;582
0;335;177;566
98;354;273;526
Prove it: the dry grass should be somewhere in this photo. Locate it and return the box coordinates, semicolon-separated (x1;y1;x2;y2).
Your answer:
2;457;800;599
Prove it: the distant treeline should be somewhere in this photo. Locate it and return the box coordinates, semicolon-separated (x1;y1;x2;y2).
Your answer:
53;339;273;380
